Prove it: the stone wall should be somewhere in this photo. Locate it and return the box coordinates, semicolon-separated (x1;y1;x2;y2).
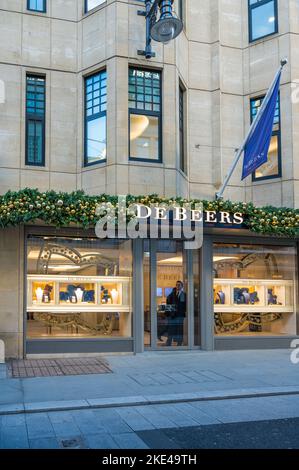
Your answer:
0;0;297;202
0;227;24;358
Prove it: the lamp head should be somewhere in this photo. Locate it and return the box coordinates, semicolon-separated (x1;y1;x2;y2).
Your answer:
150;0;183;44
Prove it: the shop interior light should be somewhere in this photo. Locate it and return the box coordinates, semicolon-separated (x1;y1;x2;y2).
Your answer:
130;115;150;140
213;256;240;262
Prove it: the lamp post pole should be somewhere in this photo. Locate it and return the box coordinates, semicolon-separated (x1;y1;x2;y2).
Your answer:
137;0;158;59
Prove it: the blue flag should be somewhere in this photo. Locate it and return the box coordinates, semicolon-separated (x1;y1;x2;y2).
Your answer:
242;71;281;180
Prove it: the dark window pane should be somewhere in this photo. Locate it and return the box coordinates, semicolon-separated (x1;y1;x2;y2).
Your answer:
27;120;43;164
26;75;45;165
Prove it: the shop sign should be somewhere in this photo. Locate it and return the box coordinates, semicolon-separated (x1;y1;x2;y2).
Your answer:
95;197;245;250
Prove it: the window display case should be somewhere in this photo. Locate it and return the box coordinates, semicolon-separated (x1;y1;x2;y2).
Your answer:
27;275;132;337
214;279;296;335
214;279;294;313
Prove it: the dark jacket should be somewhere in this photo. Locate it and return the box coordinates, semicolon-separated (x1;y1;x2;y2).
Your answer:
166;288;186;318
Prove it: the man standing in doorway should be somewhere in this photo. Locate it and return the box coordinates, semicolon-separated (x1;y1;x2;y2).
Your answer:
166;280;186;347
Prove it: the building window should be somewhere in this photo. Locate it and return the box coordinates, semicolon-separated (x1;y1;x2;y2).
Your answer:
213;243;297;337
26;75;45;166
248;0;278;42
27;0;46;12
250;95;281;180
84;70;107;166
85;0;105;12
129;68;162;162
179;84;186;173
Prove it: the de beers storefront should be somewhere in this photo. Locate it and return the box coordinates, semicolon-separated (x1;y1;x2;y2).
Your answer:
19;201;299;358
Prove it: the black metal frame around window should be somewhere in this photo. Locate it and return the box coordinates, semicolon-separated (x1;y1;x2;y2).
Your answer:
248;0;278;43
84;70;107;167
25;75;46;167
179;83;186;173
251;93;282;182
129;67;162;163
84;0;106;13
178;0;184;22
27;0;47;12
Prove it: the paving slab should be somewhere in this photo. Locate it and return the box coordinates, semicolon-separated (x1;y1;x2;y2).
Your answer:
0;350;298;415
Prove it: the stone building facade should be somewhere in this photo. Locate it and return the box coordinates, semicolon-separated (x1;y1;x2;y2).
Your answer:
0;0;298;358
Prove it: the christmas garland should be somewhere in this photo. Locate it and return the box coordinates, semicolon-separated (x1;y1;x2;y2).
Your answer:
0;188;298;237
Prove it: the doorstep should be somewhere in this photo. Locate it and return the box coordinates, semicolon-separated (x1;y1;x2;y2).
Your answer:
1;385;299;416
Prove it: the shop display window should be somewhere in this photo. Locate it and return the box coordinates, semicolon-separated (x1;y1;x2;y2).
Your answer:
213;243;297;336
26;237;132;339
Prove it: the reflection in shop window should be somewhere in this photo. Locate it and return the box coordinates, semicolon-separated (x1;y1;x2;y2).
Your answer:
213;243;297;336
129;68;162;162
26;237;132;339
156;241;188;348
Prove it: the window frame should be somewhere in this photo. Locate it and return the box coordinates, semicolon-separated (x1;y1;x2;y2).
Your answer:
25;75;46;167
27;0;47;13
251;93;282;182
128;67;163;164
178;0;185;23
248;0;278;43
84;0;106;13
84;70;107;167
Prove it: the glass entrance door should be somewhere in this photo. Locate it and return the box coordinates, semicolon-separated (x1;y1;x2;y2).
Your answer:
156;241;188;347
144;240;199;350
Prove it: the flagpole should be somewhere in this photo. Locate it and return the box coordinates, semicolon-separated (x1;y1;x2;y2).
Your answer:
215;58;287;200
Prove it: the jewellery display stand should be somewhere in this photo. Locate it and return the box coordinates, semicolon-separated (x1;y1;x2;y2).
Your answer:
214;279;296;335
27;275;132;337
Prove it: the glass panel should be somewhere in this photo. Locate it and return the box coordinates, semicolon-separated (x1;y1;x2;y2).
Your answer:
28;0;46;12
27;121;36;164
86;0;105;12
27;120;43;165
130;114;159;160
213;243;297;336
35;120;43;164
26;237;132;339
128;68;161;112
254;135;279;179
156;241;188;347
86;115;106;164
193;250;200;346
250;0;276;41
26;75;45;116
144;241;151;347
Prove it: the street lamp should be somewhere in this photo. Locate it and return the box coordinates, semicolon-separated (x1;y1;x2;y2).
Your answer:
137;0;183;59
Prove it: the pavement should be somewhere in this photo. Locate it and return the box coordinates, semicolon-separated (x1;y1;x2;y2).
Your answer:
1;349;299;449
0;349;299;415
1;396;299;449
